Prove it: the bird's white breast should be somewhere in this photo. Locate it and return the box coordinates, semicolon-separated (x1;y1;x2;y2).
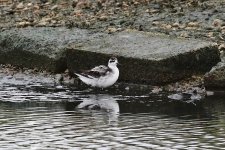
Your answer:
97;67;119;88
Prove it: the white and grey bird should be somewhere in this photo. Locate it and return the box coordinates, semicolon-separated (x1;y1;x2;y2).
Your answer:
75;57;119;88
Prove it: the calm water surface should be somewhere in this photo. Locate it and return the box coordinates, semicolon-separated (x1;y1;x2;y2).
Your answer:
0;73;225;150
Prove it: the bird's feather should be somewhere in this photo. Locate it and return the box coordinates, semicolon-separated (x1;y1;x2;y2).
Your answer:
79;65;111;78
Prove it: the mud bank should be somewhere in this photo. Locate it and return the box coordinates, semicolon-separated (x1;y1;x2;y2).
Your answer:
0;27;220;85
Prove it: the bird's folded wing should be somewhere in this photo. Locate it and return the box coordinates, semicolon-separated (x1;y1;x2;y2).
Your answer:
81;65;110;78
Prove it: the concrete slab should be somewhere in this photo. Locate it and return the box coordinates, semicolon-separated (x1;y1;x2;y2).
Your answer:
0;27;220;85
67;30;220;84
69;30;212;60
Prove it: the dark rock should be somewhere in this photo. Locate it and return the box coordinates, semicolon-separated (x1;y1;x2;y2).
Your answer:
204;62;225;89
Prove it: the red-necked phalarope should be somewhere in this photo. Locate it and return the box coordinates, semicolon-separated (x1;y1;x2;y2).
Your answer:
75;57;119;88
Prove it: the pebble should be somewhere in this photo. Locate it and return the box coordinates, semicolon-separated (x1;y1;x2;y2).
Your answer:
165;24;172;30
27;3;33;7
212;19;223;27
106;27;117;34
17;21;31;27
76;0;91;9
33;5;40;10
99;15;108;21
172;22;179;28
16;2;24;9
151;87;162;94
125;86;130;91
218;44;225;50
187;22;199;27
220;50;225;62
23;7;30;11
180;32;189;38
37;20;48;26
206;91;214;96
51;5;58;10
152;21;160;26
207;32;214;38
149;9;160;14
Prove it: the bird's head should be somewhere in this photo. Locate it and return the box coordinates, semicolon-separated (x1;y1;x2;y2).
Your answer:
108;57;119;67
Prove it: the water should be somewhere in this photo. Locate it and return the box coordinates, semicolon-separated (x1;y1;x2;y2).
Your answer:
0;73;225;149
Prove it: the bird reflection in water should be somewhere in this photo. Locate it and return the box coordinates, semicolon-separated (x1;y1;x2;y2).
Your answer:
76;94;120;124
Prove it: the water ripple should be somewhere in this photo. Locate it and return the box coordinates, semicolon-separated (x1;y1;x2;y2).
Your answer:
0;72;225;149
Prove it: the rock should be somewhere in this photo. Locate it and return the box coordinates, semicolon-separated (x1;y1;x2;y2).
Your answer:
204;62;225;89
106;27;117;34
27;3;33;7
218;44;225;50
66;29;220;85
76;0;91;9
152;21;160;26
151;87;162;94
0;27;220;84
212;19;223;27
37;21;48;26
40;0;48;4
207;32;214;38
33;5;40;10
16;2;24;9
187;22;199;27
152;9;160;13
220;50;225;63
51;5;58;10
9;3;17;9
206;91;214;96
180;32;189;38
0;27;69;72
218;44;225;62
23;7;29;11
17;21;31;27
172;22;179;28
72;0;78;8
99;15;108;21
37;18;52;26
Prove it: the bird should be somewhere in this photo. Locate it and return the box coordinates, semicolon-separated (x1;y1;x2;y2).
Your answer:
75;57;119;88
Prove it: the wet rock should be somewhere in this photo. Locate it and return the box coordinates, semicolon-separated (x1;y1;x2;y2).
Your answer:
204;62;225;89
151;86;162;94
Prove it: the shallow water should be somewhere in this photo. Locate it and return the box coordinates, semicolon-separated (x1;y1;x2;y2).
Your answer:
0;73;225;149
